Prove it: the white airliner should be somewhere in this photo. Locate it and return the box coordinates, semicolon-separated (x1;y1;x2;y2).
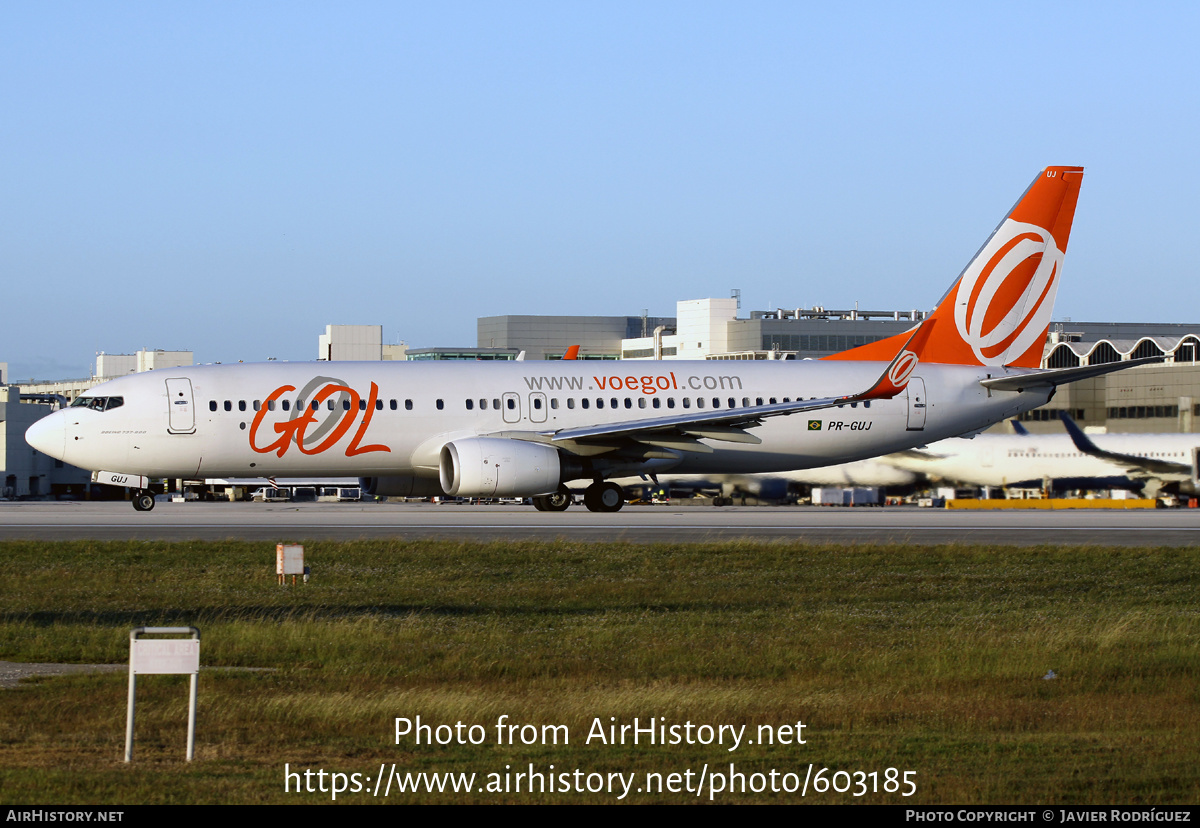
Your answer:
653;416;1200;502
27;166;1147;513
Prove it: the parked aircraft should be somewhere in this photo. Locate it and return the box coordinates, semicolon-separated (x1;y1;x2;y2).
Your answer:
653;415;1200;502
1057;414;1200;496
28;166;1144;513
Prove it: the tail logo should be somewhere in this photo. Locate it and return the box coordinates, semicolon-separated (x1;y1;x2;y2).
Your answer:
953;218;1063;366
887;350;919;389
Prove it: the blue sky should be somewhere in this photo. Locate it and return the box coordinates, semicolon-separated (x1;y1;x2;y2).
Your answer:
4;1;1198;380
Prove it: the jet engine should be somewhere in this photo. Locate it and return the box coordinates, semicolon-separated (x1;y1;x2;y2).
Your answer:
439;437;561;497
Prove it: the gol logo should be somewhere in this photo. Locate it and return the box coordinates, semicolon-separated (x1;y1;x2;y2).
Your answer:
953;219;1063;366
249;376;390;458
886;350;919;390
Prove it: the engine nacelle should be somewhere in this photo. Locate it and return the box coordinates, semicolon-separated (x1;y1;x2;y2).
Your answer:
358;476;446;498
439;437;561;497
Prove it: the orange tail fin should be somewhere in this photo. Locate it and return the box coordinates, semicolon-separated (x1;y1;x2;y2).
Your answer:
827;166;1084;369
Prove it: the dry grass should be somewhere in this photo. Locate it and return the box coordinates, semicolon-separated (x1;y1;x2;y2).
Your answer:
0;539;1197;804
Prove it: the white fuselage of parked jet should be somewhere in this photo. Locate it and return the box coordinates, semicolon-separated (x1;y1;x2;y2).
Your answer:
646;427;1200;498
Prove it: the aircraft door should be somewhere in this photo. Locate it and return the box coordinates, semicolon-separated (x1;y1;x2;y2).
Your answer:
165;378;196;434
906;377;927;431
528;392;547;423
502;392;521;424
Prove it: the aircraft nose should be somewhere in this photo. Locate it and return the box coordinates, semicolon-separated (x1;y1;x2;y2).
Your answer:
26;411;66;461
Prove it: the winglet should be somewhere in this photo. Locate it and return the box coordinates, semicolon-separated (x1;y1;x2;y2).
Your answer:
1058;410;1101;454
562;345;580;360
1010;419;1029;436
852;318;937;401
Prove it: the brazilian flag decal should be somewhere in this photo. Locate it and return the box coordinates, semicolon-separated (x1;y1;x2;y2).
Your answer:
808;420;822;431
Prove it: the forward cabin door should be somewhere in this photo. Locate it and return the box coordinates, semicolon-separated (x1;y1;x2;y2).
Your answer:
165;378;196;434
906;377;927;431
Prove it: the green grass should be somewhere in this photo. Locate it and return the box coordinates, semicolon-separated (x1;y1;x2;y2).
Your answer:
0;539;1197;804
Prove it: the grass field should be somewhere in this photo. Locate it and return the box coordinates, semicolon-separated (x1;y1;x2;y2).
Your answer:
0;539;1197;804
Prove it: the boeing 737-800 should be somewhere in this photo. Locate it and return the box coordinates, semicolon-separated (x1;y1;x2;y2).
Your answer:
27;166;1145;512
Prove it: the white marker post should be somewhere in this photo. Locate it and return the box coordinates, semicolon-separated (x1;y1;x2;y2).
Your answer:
277;543;305;585
125;626;200;762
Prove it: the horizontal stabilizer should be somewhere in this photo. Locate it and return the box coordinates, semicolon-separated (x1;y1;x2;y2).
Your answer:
980;357;1162;392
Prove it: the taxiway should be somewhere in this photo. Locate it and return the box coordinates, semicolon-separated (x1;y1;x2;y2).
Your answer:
2;500;1199;545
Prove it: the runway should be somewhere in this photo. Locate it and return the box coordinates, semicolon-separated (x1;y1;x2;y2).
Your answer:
3;500;1200;545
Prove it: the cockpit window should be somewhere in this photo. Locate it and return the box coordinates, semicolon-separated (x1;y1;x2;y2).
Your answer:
70;396;124;411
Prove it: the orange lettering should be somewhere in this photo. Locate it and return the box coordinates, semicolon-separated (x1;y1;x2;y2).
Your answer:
296;384;359;455
346;382;390;456
247;381;390;458
249;385;296;457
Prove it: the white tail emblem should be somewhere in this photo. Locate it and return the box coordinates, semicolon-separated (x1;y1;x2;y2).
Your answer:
953;219;1063;366
887;350;919;389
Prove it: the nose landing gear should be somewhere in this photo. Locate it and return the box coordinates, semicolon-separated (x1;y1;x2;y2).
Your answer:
132;490;156;512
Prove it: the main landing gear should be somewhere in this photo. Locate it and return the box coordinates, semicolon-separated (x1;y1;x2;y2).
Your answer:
532;488;572;512
131;490;156;512
583;481;624;513
531;482;626;513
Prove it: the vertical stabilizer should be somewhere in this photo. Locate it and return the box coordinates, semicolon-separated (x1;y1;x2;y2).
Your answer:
827;166;1084;369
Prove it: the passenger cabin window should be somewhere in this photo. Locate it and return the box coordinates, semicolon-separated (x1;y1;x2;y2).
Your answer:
436;399;444;410
239;400;247;412
224;401;232;411
209;401;217;412
390;399;397;410
465;399;474;410
405;400;413;410
667;398;675;408
282;400;291;411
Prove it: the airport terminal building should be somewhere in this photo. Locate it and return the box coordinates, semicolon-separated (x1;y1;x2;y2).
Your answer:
5;302;1200;497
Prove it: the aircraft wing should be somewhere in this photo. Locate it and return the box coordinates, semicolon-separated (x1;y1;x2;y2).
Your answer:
1059;412;1191;478
539;327;926;449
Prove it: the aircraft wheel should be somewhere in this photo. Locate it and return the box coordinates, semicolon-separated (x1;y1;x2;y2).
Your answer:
585;482;623;513
543;489;572;512
132;491;155;512
712;496;727;507
532;497;547;511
